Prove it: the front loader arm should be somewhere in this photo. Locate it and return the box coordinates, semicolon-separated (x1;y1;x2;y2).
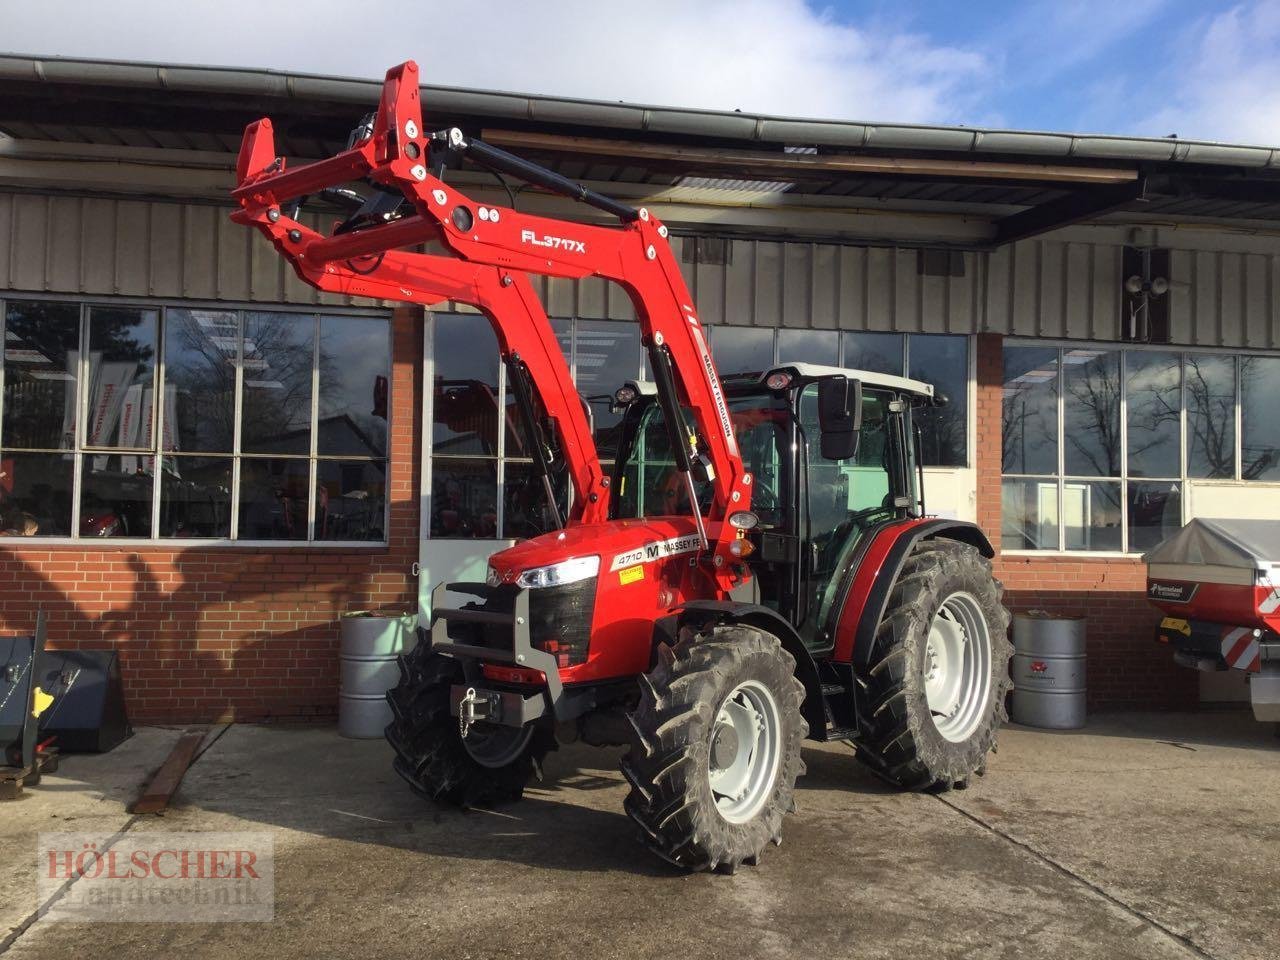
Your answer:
230;202;609;525
232;60;750;582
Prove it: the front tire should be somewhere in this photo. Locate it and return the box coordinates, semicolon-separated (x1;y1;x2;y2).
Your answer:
621;623;807;873
385;639;549;807
857;539;1012;791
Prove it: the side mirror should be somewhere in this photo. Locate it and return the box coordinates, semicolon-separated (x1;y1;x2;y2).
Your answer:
817;376;862;461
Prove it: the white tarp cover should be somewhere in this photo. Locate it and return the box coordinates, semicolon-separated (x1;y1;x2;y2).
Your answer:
1143;518;1280;570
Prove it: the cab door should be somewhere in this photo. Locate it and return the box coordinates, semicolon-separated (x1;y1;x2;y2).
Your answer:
796;384;906;650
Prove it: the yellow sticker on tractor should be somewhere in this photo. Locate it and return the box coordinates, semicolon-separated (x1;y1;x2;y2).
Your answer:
618;565;645;586
1160;617;1191;636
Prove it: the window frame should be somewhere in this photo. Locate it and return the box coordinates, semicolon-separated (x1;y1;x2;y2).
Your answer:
1002;337;1280;557
0;293;392;547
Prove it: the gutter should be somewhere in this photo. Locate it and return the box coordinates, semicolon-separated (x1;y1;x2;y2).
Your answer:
2;52;1279;170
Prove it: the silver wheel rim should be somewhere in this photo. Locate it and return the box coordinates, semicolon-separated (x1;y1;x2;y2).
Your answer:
923;591;993;743
463;722;534;769
707;680;782;824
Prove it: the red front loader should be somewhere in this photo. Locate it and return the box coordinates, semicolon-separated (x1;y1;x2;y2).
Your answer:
232;61;1012;873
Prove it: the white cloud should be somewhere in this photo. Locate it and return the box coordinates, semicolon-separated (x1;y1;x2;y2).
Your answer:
1140;1;1280;145
1;0;989;124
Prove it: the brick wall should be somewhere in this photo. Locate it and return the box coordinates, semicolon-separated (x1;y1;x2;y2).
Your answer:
0;305;423;723
974;333;1197;709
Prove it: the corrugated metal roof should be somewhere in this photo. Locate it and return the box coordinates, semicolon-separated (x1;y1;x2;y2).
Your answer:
2;52;1279;169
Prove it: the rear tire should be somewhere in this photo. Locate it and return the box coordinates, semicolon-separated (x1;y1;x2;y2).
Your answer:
856;539;1012;791
385;639;549;807
621;623;807;873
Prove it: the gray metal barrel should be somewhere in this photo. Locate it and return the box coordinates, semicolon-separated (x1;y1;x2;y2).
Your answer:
1010;612;1086;729
338;610;417;739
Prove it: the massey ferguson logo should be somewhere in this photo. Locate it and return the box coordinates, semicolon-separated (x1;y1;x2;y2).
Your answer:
1148;581;1197;603
520;229;586;253
609;534;701;571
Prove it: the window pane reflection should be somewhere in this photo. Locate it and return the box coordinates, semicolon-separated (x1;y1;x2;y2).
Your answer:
1186;355;1236;479
502;460;570;539
1063;479;1122;552
164;308;236;453
319;315;390;458
576;319;640;460
842;332;902;376
909;335;967;467
237;458;310;540
709;327;774;377
1128;480;1181;553
1002;347;1059;475
777;328;838;365
431;458;498;538
85;307;157;451
243;312;314;455
317;460;386;541
0;452;72;536
1001;477;1059;551
80;454;152;538
3;301;80;449
433;314;500;456
1242;356;1280;482
159;456;232;538
1127;352;1181;478
1062;349;1120;477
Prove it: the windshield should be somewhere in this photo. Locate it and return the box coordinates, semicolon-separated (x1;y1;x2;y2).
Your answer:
612;393;792;528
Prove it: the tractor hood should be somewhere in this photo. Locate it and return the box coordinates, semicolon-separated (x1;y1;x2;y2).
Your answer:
486;516;706;587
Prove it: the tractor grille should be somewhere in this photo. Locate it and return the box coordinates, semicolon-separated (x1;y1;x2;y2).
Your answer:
439;580;595;668
528;579;595;668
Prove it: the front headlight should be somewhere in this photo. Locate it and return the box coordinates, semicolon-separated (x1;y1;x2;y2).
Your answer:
516;555;599;589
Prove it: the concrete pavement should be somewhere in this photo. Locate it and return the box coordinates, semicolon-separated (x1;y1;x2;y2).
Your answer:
1;712;1276;959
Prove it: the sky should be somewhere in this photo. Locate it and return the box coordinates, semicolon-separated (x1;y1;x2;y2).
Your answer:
3;0;1280;145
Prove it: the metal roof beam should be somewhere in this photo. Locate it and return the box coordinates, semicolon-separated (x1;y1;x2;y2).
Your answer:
481;129;1140;186
992;179;1148;245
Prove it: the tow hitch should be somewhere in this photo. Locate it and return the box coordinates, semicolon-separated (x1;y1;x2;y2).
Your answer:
457;687;500;739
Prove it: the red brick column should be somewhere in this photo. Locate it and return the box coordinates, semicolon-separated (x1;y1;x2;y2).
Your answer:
0;304;424;723
973;333;1197;710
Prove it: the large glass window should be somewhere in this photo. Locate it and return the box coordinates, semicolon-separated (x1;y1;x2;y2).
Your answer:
1242;356;1280;481
1002;343;1277;554
0;298;390;542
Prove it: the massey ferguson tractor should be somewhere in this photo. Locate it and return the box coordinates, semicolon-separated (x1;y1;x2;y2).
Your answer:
232;61;1013;873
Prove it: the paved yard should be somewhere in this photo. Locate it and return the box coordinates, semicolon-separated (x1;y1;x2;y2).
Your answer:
2;712;1276;960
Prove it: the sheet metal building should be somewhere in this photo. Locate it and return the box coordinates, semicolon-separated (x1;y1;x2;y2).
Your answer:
2;54;1279;720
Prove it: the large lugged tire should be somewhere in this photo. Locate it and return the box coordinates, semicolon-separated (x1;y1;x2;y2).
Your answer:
857;539;1012;791
621;623;807;873
385;639;549;807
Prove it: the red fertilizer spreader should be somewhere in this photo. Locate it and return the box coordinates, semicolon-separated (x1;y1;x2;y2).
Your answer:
1145;518;1280;721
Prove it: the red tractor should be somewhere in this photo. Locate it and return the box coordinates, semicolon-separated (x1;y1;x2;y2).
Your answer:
232;61;1012;873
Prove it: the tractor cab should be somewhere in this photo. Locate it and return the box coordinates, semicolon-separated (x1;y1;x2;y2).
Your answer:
610;363;940;653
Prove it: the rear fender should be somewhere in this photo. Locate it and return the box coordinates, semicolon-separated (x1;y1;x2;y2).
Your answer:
669;600;826;740
832;519;995;670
